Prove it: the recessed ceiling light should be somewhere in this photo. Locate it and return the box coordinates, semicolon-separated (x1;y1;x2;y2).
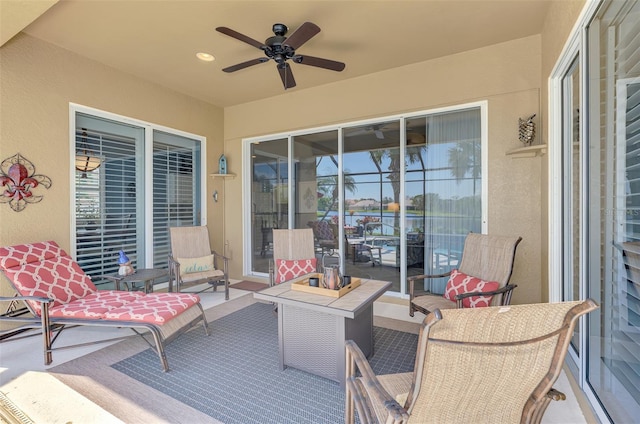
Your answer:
196;52;215;62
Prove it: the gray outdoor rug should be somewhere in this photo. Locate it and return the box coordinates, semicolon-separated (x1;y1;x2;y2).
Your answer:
112;302;418;424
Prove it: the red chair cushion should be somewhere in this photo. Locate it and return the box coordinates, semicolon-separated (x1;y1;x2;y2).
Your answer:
49;290;145;319
0;240;201;326
443;269;500;308
104;293;201;324
0;241;97;315
275;258;317;284
50;291;200;324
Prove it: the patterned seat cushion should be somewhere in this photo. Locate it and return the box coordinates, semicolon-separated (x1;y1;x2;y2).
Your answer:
49;290;145;319
0;241;97;315
49;292;200;324
0;241;201;326
104;293;200;324
443;269;500;308
275;258;317;284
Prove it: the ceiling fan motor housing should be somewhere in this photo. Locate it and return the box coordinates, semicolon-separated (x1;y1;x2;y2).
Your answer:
272;23;288;36
265;24;295;64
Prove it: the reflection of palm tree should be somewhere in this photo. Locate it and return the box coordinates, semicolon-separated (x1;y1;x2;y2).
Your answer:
318;173;357;221
448;141;480;182
370;146;424;232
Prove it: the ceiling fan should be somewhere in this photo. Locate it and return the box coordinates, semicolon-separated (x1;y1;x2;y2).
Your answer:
215;22;346;90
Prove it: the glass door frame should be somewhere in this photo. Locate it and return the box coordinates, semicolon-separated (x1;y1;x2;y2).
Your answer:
242;101;488;297
69;103;207;267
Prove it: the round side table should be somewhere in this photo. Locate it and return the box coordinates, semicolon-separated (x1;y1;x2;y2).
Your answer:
103;268;169;293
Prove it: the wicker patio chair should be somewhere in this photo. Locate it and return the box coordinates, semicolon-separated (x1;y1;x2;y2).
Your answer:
168;226;229;300
345;299;599;424
268;228;317;287
0;240;208;371
409;233;522;317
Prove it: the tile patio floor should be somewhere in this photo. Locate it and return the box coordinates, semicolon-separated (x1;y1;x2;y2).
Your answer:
0;282;593;423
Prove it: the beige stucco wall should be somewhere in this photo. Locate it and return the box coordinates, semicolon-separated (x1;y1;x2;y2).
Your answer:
0;33;224;261
1;1;585;305
224;35;545;304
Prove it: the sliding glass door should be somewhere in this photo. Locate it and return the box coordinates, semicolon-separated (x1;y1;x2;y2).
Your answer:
73;108;204;288
249;138;289;274
406;109;482;294
244;104;485;295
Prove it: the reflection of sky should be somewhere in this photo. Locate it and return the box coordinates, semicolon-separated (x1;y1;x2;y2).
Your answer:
254;141;480;201
336;142;479;200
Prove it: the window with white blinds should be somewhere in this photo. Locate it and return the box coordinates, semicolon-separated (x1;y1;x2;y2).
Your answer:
613;77;640;405
586;1;640;420
74;110;204;288
152;130;202;270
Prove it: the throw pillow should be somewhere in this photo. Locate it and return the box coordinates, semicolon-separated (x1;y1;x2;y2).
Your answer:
443;269;500;308
177;254;215;276
316;221;334;240
275;258;317;284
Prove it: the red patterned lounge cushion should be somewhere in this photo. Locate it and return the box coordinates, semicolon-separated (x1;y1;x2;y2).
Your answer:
0;241;97;315
50;292;200;324
0;240;64;270
275;258;317;284
104;293;201;324
443;269;500;308
49;290;145;319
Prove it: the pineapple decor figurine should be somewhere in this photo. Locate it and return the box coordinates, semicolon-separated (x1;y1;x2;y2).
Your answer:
518;114;536;146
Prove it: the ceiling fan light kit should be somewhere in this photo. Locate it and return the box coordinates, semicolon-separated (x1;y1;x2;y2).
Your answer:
216;22;345;89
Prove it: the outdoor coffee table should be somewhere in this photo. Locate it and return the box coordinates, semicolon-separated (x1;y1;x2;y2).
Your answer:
253;275;391;388
103;268;170;293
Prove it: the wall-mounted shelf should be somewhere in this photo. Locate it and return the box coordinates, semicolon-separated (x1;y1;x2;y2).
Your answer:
209;173;236;179
506;144;547;158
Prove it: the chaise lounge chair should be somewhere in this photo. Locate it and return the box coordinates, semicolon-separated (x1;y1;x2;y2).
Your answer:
0;241;209;371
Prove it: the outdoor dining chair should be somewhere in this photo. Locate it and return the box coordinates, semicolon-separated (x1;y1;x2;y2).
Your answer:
269;228;317;287
168;226;229;300
409;232;522;317
345;299;599;424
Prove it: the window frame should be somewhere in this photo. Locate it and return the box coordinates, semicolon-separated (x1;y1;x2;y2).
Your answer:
69;103;207;267
241;101;488;297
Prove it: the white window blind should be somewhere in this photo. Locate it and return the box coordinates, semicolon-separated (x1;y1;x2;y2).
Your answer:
75;127;140;281
74;114;203;288
152;131;201;270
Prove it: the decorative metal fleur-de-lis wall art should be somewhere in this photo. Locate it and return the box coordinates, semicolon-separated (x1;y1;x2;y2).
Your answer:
518;114;536;146
0;153;52;212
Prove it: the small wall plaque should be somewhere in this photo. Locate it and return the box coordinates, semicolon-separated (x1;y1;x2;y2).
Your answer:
0;153;52;212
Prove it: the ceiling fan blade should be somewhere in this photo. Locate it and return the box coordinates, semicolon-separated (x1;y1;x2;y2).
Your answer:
277;63;296;89
283;22;320;50
216;27;265;49
222;58;269;73
293;55;345;72
374;130;384;139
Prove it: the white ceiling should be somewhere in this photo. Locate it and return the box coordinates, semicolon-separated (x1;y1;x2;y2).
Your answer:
2;0;556;108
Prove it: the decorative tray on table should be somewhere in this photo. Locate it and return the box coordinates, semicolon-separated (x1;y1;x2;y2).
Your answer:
291;273;361;298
